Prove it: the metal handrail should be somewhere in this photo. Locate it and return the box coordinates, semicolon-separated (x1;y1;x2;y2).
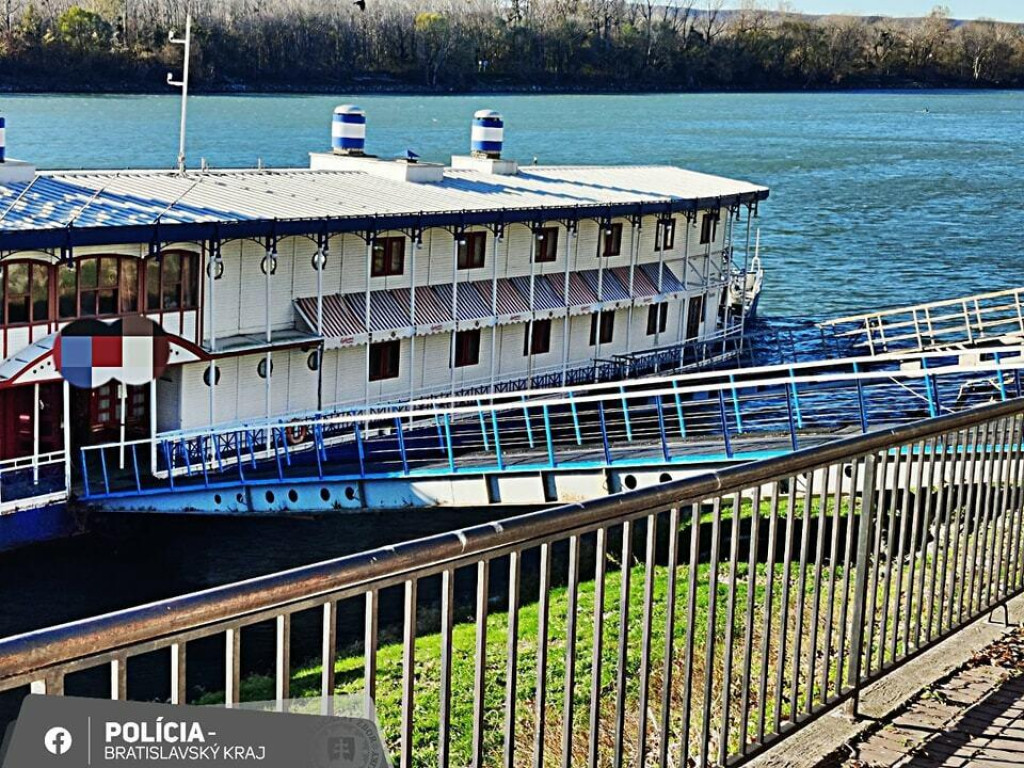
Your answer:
72;346;1024;497
9;398;1024;768
5;395;1024;680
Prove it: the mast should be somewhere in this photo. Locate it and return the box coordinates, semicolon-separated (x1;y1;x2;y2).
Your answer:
167;8;192;174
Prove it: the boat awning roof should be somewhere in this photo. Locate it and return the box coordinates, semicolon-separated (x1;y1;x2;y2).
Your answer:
0;328;205;388
639;262;686;297
295;265;689;346
0;165;768;251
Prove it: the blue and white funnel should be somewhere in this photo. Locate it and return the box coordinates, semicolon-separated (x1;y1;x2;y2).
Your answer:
332;105;366;155
471;109;504;159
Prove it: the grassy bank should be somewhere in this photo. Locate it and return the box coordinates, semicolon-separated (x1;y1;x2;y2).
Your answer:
200;548;841;765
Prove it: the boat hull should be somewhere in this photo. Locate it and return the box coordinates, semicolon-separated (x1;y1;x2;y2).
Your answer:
0;502;82;553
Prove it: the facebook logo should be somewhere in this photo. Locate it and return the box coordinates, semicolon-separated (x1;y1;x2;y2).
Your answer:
43;726;72;756
327;735;356;763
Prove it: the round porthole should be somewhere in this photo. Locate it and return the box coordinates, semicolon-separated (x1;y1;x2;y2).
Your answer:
203;364;221;387
207;259;224;280
288;489;299;503
260;253;278;275
214;494;222;505
311;250;327;271
236;493;245;504
624;475;638;490
320;488;331;502
344;486;357;501
307;350;321;371
659;473;672;484
257;358;274;379
265;490;275;504
844;465;854;478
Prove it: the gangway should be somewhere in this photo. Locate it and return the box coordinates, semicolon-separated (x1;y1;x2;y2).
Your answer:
818;286;1024;357
78;346;1024;514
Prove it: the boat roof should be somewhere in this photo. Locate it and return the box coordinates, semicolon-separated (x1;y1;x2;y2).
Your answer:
0;164;769;251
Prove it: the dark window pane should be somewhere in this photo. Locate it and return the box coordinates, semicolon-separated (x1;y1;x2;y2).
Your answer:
371;247;385;277
59;266;77;318
162;282;179;310
146;260;160;311
81;291;97;317
100;257;119;287
457;233;486;270
98;289;117;316
162;252;181;284
120;260;138;313
31;265;50;321
181;254;196;308
454;329;481;367
6;263;28;296
79;258;98;289
7;296;28;324
535;227;558;262
368;340;401;381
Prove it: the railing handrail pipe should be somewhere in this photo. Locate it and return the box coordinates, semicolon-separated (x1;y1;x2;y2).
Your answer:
6;395;1024;685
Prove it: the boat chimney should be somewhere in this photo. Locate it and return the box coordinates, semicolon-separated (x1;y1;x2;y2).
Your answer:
451;109;518;175
0;117;37;184
312;105;444;183
332;104;366;156
471;109;504;159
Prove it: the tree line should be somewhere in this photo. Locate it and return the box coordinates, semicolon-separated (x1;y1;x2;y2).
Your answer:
0;0;1021;92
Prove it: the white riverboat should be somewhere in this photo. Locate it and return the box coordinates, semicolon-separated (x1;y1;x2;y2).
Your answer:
0;107;767;548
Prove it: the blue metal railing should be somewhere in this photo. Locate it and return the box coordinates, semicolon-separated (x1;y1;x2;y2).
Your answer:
76;347;1024;501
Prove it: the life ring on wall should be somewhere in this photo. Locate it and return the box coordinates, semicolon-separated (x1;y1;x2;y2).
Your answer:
286;423;308;446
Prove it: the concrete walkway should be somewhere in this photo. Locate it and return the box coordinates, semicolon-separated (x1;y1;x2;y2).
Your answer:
750;594;1024;768
838;627;1024;768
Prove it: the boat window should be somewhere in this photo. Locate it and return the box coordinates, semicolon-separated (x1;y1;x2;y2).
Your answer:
2;261;50;325
534;227;558;263
146;251;198;312
589;310;615;345
601;223;623;257
457;232;487;270
685;295;705;340
646;303;669;335
656;219;676;251
699;212;720;245
368;340;401;381
523;319;552;356
453;329;481;367
60;256;141;319
371;237;405;277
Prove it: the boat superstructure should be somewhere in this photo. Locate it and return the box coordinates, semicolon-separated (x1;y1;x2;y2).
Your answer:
0;108;767;548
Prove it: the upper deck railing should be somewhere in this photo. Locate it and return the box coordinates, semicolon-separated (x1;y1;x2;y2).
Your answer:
818;286;1024;357
77;345;1024;501
3;395;1024;767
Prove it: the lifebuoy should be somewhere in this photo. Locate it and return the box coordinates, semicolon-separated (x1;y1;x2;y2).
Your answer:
286;423;308;446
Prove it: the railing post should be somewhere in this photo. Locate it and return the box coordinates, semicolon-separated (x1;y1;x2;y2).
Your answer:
845;452;878;719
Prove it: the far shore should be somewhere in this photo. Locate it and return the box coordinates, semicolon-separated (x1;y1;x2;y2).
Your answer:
2;79;1023;98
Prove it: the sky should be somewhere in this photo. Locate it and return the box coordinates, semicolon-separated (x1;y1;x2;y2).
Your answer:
771;1;1024;22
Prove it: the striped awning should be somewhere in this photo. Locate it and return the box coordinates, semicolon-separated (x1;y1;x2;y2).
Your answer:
640;263;686;297
510;276;564;313
392;286;454;331
610;266;659;305
580;269;630;306
432;283;495;326
345;291;413;335
493;279;530;323
294;294;365;344
562;273;598;315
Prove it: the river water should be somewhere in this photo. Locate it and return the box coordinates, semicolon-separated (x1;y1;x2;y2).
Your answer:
0;90;1021;637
